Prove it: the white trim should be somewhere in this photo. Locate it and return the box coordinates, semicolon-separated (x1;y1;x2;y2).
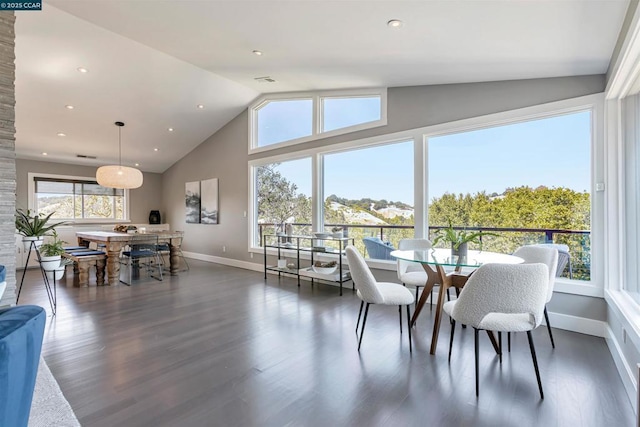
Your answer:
553;280;604;298
543;311;606;337
248;88;388;154
606;3;640;99
605;325;638;414
27;172;131;222
183;251;263;272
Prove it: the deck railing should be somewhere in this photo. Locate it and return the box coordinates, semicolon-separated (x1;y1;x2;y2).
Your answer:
258;223;591;280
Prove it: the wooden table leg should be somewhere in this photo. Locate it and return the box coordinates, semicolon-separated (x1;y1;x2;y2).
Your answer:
169;238;179;276
410;263;442;327
486;331;500;354
96;258;105;286
430;265;451;355
105;242;124;286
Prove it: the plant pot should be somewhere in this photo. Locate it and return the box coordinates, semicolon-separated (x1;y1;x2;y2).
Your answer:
22;236;44;251
45;267;65;281
40;255;62;271
451;242;468;259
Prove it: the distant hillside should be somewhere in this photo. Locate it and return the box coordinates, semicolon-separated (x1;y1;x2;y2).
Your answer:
325;194;414;225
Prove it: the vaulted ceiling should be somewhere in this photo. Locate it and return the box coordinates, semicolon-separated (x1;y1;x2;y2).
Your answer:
14;1;630;172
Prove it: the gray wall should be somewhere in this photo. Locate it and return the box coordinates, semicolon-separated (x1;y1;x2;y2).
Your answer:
162;75;607;322
16;159;163;224
0;12;15;307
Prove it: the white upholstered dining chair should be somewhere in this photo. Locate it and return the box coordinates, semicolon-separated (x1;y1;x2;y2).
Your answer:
397;238;433;307
346;246;415;353
512;245;559;349
443;263;549;398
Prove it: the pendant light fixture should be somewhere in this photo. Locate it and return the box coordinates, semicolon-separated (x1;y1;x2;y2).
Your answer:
96;121;143;189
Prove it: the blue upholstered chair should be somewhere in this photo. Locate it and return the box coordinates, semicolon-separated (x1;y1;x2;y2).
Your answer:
0;305;46;427
362;237;396;260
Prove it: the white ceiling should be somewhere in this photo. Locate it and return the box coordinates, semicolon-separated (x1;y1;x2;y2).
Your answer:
15;0;630;173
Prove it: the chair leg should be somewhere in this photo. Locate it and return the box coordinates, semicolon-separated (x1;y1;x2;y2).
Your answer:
358;304;370;351
356;301;364;334
446;288;451;301
430;289;433;311
544;306;555;349
527;330;544;399
406;305;412;354
498;331;502;364
448;319;456;362
399;305;403;334
508;332;511;352
474;328;480;397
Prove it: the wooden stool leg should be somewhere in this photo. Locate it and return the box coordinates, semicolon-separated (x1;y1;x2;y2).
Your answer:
78;261;90;287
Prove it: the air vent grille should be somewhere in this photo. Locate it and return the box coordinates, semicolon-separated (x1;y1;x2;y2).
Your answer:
254;76;276;83
76;154;97;159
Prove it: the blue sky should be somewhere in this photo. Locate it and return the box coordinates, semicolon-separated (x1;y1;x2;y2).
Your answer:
266;110;591;206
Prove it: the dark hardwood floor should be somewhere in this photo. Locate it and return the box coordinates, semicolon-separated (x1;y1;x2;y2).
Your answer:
18;260;635;426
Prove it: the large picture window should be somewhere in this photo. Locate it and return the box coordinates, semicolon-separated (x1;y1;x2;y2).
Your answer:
32;175;126;221
427;111;592;281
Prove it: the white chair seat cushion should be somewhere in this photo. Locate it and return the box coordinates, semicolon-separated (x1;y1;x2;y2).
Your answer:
443;300;534;332
399;271;427;287
359;282;414;305
478;313;536;332
443;300;456;317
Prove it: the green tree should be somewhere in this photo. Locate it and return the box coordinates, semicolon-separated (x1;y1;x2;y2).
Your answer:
257;164;311;233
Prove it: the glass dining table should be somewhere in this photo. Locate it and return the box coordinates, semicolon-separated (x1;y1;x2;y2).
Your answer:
391;248;523;355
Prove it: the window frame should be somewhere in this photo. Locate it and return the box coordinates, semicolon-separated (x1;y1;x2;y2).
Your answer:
248;88;388;154
247;93;604;297
28;172;131;223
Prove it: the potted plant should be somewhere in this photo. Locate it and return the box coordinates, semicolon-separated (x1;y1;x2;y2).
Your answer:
432;221;498;258
38;230;67;272
45;258;72;282
15;209;66;250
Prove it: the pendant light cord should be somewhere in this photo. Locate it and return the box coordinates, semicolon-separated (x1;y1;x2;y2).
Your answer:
118;125;122;167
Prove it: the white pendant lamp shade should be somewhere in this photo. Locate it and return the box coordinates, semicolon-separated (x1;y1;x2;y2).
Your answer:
96;165;143;189
96;121;143;189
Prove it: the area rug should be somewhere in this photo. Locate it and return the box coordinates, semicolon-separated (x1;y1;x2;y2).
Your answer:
28;358;81;427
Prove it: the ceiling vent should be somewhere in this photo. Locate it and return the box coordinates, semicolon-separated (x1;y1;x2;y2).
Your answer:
76;154;97;159
254;76;276;83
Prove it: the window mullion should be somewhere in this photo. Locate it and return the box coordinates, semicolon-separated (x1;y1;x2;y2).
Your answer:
312;153;323;233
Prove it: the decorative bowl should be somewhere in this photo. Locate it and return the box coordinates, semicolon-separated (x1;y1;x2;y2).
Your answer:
312;265;337;275
313;232;331;239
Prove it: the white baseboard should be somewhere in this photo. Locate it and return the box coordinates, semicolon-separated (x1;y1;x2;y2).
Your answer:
605;325;638;415
181;251;263;272
544;311;607;337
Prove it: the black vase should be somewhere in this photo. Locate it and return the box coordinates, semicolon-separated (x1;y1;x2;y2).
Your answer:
149;210;161;224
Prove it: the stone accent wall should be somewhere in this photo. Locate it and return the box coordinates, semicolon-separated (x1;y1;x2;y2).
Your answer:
0;12;16;307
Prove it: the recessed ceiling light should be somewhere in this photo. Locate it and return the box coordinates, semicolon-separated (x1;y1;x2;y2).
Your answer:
168;127;174;132
65;105;74;110
57;132;66;137
197;104;204;109
42;152;47;156
387;19;403;28
252;50;263;56
153;148;159;152
135;163;139;167
77;67;88;73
